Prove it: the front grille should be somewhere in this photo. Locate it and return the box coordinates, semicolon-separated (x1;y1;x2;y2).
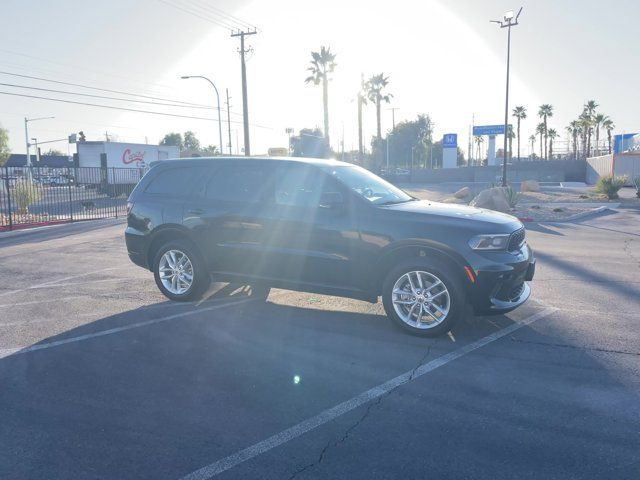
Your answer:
495;282;525;302
508;227;525;251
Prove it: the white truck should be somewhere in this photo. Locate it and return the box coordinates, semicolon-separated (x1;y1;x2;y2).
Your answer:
75;141;180;196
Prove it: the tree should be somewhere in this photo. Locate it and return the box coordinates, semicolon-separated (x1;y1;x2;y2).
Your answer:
566;121;581;160
538;104;553;160
528;135;536;159
365;73;392;139
183;131;201;151
0;125;10;166
43;148;65;156
160;132;183;149
357;74;367;160
602;118;615;154
547;128;558;159
290;128;331;158
507;125;515;162
593;114;607;156
583;100;598;157
200;145;219;156
376;114;433;170
512;106;527;161
536;123;546;159
305;46;337;143
474;136;485;164
578;112;592;158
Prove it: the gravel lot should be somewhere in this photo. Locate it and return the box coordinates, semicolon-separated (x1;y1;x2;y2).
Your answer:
1;211;639;480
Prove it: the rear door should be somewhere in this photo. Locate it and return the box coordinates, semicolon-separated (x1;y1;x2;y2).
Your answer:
184;162;275;276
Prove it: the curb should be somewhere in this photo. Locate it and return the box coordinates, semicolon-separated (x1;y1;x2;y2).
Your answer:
520;206;615;224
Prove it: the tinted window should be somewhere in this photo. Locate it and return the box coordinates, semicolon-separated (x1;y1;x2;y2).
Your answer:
145;167;199;196
205;164;270;203
274;164;327;207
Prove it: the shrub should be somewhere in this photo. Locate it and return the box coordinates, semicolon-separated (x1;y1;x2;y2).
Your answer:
504;186;520;208
595;174;627;200
12;179;42;214
634;176;640;198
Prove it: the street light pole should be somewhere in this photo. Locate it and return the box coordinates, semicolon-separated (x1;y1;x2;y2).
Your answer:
24;116;55;167
491;7;522;187
181;76;224;155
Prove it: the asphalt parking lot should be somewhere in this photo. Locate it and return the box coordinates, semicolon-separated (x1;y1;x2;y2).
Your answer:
1;210;639;480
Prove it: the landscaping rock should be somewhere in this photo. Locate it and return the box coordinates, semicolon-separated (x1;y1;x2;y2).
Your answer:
453;186;471;199
521;180;540;192
470;187;512;212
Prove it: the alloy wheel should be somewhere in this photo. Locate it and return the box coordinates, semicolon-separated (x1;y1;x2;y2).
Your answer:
158;249;194;295
391;270;451;329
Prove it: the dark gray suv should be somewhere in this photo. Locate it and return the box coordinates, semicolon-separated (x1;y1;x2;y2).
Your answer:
125;157;535;336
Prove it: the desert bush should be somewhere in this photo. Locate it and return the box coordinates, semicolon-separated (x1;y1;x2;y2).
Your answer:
595;174;627;200
12;179;42;214
504;186;520;208
633;176;640;198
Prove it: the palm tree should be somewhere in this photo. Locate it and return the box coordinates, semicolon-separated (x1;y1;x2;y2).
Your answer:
593;114;607;155
507;125;515;162
538;104;553;160
583;100;598;157
305;46;337;142
567;121;581;160
357;73;367;160
528;135;536;159
547;128;558;159
365;73;392;139
512;106;527;161
474;136;484;164
602;118;615;154
536;123;546;159
579;112;592;158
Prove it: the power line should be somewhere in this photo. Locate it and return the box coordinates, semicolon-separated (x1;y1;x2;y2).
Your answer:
0;90;274;129
155;0;238;30
0;70;214;108
0;81;217;110
0;48;176;93
182;0;256;30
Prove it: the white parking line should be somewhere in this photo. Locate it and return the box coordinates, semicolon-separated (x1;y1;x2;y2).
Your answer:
179;307;557;480
0;297;256;359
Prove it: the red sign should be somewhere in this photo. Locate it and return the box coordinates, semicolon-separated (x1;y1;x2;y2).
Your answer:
122;148;146;164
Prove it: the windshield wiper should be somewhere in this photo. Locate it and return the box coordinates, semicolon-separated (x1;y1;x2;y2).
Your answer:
377;198;416;206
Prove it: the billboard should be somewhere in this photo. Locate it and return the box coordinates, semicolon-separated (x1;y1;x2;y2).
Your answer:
443;133;457;148
473;125;510;136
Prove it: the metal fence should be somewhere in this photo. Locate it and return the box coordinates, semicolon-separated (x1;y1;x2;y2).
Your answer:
1;166;146;231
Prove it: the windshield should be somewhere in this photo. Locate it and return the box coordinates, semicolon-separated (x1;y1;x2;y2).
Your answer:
322;165;414;205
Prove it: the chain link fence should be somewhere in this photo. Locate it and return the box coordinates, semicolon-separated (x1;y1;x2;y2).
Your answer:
1;166;146;231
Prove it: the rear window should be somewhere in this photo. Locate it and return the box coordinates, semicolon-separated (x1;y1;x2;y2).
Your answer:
144;167;199;196
204;164;270;203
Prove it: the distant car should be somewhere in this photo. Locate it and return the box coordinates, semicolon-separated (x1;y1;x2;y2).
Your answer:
125;157;535;337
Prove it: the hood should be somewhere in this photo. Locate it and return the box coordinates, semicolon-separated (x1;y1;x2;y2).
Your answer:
380;200;520;226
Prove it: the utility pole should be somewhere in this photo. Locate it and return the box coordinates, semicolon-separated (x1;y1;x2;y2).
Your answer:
225;89;232;155
491;7;522;186
231;29;257;156
357;73;365;162
389;107;399;129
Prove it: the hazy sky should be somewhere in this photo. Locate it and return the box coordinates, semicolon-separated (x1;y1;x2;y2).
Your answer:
1;0;638;158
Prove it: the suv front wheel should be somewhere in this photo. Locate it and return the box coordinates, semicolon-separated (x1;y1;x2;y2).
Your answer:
153;240;210;301
382;260;465;337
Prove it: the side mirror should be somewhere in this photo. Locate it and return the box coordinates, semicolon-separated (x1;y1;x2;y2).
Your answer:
319;191;344;209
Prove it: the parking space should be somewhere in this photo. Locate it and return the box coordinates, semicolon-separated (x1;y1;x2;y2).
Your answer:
1;213;640;479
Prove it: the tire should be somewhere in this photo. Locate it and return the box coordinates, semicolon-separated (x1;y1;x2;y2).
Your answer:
382;259;466;337
153;240;210;302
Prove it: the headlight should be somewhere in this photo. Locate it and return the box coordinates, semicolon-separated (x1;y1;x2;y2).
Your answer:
468;234;510;250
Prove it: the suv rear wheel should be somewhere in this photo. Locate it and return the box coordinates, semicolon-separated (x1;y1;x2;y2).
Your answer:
153;240;210;301
382;260;465;337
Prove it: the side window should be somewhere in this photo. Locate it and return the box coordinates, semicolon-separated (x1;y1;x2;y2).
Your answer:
274;165;327;207
205;164;269;203
144;168;198;196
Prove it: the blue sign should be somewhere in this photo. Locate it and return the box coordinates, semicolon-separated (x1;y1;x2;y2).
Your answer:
473;124;509;136
443;133;457;148
613;133;638;154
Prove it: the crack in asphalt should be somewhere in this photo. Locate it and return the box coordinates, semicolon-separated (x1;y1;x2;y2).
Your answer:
287;339;438;480
508;336;640;357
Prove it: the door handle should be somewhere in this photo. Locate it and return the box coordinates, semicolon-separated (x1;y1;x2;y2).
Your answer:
187;208;204;215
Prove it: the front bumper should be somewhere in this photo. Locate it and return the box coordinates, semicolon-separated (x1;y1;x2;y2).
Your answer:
468;244;536;315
